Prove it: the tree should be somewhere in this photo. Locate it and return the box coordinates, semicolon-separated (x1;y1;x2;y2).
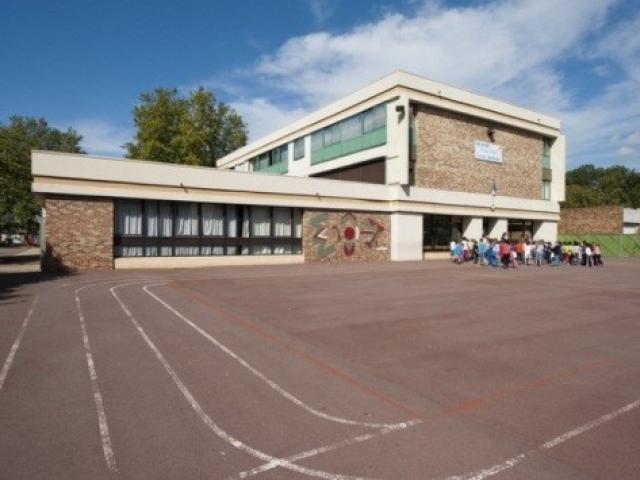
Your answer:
124;87;248;167
0;117;83;235
563;163;640;208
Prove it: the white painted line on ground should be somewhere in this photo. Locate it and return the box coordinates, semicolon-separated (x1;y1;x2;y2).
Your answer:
111;283;374;480
231;419;422;479
143;282;414;429
74;285;119;474
445;399;640;480
0;296;38;393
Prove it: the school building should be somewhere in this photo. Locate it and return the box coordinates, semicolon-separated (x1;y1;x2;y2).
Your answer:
31;71;565;271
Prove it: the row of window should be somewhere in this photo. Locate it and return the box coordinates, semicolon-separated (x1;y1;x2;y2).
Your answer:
243;103;388;173
250;144;289;173
115;199;303;257
311;104;386;152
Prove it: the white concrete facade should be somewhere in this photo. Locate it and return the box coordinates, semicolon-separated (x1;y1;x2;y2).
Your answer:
462;217;483;240
390;213;423;261
31;71;565;268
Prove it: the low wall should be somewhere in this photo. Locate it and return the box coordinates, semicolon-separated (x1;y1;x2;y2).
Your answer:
115;254;304;269
559;206;623;234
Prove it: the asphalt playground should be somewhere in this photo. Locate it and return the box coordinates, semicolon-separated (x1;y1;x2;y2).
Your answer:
1;259;639;479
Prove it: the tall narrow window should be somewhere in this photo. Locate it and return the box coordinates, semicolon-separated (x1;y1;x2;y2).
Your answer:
202;204;224;255
251;206;271;254
145;200;158;256
226;205;239;255
175;202;199;256
159;201;173;256
279;144;288;164
273;207;292;254
293;208;303;254
241;206;251;255
117;200;143;257
293;138;305;160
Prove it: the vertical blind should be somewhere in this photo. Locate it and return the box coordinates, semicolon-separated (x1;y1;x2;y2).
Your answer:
115;199;303;257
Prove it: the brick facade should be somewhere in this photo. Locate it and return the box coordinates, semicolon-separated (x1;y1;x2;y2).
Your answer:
559;206;624;234
413;105;543;199
42;195;114;272
303;210;390;263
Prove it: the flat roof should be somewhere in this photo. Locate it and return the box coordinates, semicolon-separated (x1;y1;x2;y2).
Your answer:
217;70;561;168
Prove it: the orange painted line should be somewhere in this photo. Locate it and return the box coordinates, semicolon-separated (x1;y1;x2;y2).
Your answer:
169;282;424;419
168;282;616;423
445;359;615;415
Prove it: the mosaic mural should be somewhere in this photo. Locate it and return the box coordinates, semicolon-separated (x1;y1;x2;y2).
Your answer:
303;210;390;263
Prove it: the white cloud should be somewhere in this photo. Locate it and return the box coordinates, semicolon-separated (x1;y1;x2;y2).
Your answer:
254;0;613;111
74;120;132;157
207;0;638;168
615;131;640;159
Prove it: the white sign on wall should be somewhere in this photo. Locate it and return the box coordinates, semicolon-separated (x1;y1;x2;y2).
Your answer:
474;141;503;163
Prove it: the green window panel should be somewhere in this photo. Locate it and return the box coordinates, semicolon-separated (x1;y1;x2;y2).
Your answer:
341;136;364;157
310;103;387;166
361;127;386;150
261;162;288;175
543;155;551;169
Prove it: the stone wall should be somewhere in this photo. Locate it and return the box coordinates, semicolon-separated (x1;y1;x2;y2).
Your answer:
42;195;114;272
303;210;390;263
413;105;543;199
559;206;623;234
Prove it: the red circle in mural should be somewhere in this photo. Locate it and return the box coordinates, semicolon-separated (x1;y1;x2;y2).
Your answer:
344;226;355;240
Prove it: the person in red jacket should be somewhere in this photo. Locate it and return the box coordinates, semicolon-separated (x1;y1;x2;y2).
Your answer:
499;239;510;268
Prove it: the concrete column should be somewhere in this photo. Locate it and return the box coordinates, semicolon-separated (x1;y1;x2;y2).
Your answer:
534;221;557;242
486;218;508;239
462;217;483;240
550;135;566;202
385;95;410;186
390;212;423;261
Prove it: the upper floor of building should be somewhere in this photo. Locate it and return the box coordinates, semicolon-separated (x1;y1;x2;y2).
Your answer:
216;70;565;203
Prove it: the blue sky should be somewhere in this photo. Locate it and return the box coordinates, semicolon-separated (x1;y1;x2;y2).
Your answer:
1;0;639;169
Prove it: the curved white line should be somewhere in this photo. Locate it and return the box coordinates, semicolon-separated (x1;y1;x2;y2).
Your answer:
74;284;119;473
143;282;410;429
231;419;421;479
0;296;38;393
110;283;373;480
444;399;640;480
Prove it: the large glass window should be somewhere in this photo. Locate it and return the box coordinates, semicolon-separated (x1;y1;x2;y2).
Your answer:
114;200;303;258
423;215;463;252
310;103;387;165
508;220;534;241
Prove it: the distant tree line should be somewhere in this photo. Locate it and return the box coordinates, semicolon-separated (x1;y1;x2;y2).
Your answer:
564;164;640;209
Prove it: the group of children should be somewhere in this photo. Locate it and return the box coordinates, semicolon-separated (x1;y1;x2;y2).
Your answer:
450;236;603;268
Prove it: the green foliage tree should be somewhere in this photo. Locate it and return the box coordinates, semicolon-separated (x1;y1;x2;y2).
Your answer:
125;87;248;167
563;164;640;208
0;117;83;235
